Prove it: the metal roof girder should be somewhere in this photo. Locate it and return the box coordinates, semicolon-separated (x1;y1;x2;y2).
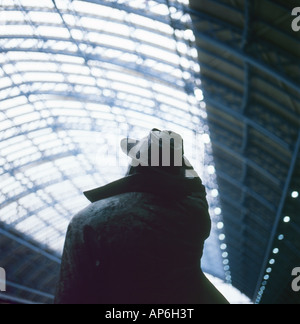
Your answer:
217;170;277;214
253;131;300;302
204;95;292;152
0;227;61;264
194;29;300;94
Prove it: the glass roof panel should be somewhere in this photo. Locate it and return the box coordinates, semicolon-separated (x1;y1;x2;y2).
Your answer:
0;0;227;280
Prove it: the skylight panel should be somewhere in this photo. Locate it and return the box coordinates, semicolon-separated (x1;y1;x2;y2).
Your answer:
6;104;34;118
138;44;180;66
46;99;83;110
19;193;44;210
28;11;63;25
149;2;170;15
0;176;17;192
67;74;96;86
156;93;190;110
128;13;174;35
88;32;137;52
0;77;13;89
22;72;65;83
0;87;21;102
111;81;152;98
85;103;111;113
0;25;33;36
1;179;25;197
27;128;53;140
77;17;106;31
24;161;58;178
45;183;78;204
0;203;20;224
18;0;54;9
125;109;162;125
53;54;85;65
15;215;46;236
7;145;39;163
0;120;15;135
152;83;187;101
13;111;41;126
0;11;25;23
133;29;176;50
1;96;28;110
6;51;49;62
0;137;32;156
14;62;58;73
61;63;90;75
73;1;114;18
32;226;61;243
35;26;70;39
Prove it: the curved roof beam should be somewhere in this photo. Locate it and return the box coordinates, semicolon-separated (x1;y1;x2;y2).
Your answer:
196;46;300;106
212;140;281;186
0;227;60;264
205;96;292;152
190;12;300;94
6;280;54;300
200;71;300;125
0;47;190;89
217;170;277;213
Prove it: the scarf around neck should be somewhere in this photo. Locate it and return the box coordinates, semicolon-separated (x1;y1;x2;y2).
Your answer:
84;172;207;203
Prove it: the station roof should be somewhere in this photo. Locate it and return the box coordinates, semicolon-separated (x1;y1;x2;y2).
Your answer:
0;0;299;304
190;0;300;303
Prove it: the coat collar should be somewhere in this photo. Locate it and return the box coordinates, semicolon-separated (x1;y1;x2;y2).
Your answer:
84;173;206;203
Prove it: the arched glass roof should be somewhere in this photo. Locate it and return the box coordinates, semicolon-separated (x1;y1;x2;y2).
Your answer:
0;0;228;302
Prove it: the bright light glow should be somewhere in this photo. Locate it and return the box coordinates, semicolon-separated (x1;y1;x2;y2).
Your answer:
220;244;227;250
211;189;219;198
222;252;228;258
205;274;252;304
283;216;291;223
201;133;211;144
291;191;299;199
195;89;204;101
219;234;226;241
208;165;216;174
214;207;222;215
217;222;224;230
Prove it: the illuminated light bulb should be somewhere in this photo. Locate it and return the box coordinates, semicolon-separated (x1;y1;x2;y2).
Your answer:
291;191;299;199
